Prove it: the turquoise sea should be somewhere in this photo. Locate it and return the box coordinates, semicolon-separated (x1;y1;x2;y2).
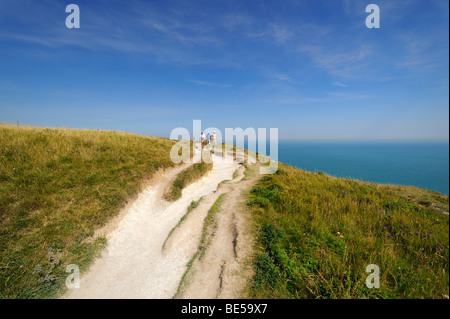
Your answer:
273;141;449;196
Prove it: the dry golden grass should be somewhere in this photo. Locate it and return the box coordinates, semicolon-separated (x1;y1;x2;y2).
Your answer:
0;124;176;298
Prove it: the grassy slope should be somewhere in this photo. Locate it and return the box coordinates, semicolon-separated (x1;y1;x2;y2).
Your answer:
246;163;449;299
164;160;213;202
0;124;176;298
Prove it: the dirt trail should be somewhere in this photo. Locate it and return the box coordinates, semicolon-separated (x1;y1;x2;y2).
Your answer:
64;150;241;299
174;163;259;299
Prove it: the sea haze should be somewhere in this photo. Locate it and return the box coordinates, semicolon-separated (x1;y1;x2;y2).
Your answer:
269;141;449;196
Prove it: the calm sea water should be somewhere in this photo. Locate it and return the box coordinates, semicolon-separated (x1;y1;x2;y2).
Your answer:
270;141;449;196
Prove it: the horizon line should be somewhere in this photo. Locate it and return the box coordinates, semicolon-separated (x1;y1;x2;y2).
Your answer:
1;121;448;143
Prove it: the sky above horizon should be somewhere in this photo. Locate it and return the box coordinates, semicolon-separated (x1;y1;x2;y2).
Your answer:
0;0;448;141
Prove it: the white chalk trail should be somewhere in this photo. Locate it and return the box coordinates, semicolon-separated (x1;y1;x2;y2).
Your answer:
65;152;238;299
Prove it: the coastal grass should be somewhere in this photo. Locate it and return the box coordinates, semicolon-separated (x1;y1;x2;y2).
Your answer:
0;123;176;298
246;163;449;299
164;157;213;202
198;193;226;260
232;168;240;180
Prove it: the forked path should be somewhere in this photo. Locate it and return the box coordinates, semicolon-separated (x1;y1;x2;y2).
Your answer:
64;152;241;299
174;163;259;299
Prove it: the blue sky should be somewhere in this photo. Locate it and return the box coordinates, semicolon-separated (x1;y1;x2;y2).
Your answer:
0;0;448;140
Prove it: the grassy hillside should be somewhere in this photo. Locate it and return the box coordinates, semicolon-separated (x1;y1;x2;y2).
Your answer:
0;124;177;298
1;123;448;299
246;163;449;299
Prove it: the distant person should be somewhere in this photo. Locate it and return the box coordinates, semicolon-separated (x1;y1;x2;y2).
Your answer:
201;132;206;148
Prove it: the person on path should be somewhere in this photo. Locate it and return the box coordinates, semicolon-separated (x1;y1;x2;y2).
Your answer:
201;132;206;148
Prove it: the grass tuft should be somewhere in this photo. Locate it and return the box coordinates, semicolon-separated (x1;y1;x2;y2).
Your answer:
174;193;226;298
164;160;213;202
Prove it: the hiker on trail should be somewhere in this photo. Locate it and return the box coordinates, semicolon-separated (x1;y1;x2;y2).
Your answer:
201;132;206;148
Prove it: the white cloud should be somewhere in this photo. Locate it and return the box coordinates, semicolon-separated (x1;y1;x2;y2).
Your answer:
186;79;231;88
298;44;374;79
274;74;292;81
395;30;448;74
331;81;348;87
220;14;253;31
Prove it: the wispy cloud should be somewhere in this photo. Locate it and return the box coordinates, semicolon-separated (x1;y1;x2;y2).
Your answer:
260;90;370;105
261;96;330;105
267;23;296;44
137;15;222;47
395;30;448;74
274;73;302;83
328;91;370;100
0;0;227;66
220;14;253;31
186;79;231;88
331;81;348;87
243;20;331;47
273;74;292;81
298;44;374;79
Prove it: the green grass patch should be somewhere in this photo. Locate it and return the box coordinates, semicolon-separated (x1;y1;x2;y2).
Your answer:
164;160;213;202
246;163;449;299
198;193;226;261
